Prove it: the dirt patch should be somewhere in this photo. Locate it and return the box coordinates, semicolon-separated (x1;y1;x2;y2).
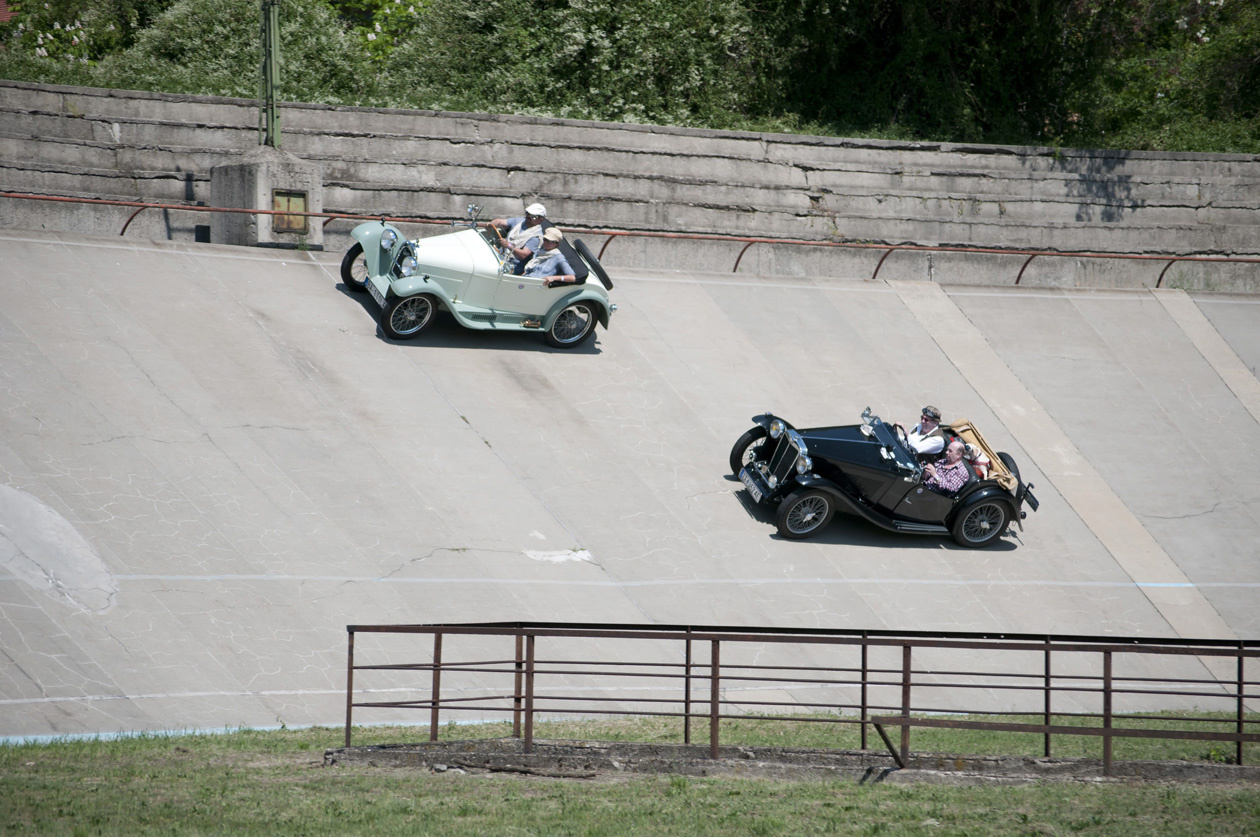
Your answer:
324;738;1260;786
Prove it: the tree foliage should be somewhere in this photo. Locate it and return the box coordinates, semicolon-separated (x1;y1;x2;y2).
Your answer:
379;0;768;125
90;0;371;103
0;0;1255;151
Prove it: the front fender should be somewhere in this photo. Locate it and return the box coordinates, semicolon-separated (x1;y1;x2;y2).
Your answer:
751;414;796;433
389;275;455;310
350;221;402;278
543;290;612;331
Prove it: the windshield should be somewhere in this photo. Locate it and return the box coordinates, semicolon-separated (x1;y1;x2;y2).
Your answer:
861;409;920;473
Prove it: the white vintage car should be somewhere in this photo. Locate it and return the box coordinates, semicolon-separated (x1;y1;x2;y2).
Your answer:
340;207;615;348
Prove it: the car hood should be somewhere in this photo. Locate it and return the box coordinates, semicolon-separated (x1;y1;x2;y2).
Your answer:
798;425;895;470
411;228;498;283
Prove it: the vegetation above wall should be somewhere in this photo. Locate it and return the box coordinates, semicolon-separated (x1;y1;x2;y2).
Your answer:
1;0;1256;153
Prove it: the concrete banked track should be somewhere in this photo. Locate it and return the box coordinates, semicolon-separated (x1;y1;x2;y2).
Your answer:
1;228;1258;739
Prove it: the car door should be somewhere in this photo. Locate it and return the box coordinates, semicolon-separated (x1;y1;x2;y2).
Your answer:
492;273;560;316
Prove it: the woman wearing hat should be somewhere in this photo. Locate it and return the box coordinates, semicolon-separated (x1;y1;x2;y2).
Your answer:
487;202;547;272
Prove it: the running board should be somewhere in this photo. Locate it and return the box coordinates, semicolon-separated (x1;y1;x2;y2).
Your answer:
890;521;950;534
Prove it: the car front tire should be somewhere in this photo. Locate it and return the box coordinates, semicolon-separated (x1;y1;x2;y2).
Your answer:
729;427;768;476
951;500;1012;547
775;489;835;540
382;293;436;340
545;301;598;348
341;242;368;292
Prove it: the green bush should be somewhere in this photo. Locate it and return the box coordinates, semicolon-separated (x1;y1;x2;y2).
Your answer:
380;0;769;125
1;0;1256;152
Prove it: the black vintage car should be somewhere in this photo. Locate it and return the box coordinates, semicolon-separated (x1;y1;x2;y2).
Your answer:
731;408;1038;546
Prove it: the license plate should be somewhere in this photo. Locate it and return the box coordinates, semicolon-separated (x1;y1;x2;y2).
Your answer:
739;467;763;503
367;277;386;308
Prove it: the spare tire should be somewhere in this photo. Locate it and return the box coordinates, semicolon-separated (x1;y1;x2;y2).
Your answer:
574;239;613;290
997;452;1020;483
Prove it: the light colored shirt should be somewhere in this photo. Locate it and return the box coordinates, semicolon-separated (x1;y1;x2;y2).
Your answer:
907;422;946;455
522;248;574;279
503;216;543;255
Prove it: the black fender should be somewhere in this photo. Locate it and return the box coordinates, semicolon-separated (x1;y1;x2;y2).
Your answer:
751;413;796;432
949;485;1017;527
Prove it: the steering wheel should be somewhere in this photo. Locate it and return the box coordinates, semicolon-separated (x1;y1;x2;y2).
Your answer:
486;223;510;252
894;423;910;447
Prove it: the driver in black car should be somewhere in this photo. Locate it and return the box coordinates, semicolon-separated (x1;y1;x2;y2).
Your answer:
894;405;947;459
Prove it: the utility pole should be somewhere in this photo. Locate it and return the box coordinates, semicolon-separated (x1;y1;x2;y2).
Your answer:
259;0;281;148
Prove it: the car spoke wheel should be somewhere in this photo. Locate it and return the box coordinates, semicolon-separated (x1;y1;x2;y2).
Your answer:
775;489;835;540
340;242;368;292
951;500;1011;547
729;427;768;476
545;301;598;348
382;294;436;340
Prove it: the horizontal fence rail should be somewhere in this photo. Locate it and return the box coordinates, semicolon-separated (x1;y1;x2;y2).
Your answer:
4;191;1258;286
344;622;1258;776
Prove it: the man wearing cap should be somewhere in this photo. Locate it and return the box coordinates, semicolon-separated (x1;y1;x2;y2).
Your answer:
486;202;547;272
893;406;947;458
522;227;577;286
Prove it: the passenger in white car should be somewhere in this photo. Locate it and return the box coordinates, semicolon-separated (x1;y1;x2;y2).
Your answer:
524;227;578;287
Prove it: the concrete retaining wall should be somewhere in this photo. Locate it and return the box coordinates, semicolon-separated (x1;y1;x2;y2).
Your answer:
2;79;1258;289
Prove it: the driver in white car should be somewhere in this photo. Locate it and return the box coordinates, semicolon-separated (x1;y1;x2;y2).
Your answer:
894;405;947;458
486;202;547;272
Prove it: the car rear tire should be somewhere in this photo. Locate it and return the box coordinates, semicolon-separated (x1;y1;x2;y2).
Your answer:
382;293;436;340
545;301;598;348
729;427;768;476
776;489;835;540
951;500;1012;547
341;242;368;292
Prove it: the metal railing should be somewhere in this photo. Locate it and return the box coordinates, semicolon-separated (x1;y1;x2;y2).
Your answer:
344;621;1258;776
4;191;1258;286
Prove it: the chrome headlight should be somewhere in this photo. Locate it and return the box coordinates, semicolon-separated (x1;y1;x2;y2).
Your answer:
769;420;785;439
399;255;418;277
796;456;813;475
767;474;779;489
380;228;398;250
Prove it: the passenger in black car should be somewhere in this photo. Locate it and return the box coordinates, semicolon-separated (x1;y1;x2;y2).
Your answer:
923;441;970;493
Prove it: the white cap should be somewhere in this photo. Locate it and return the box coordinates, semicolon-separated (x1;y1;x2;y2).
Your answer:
525;203;546;217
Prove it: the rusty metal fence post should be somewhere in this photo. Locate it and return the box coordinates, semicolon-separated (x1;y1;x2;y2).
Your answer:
709;639;721;758
1103;650;1113;776
860;638;869;751
683;630;693;745
513;633;524;738
900;645;913;766
429;632;442;741
524;633;536;754
1044;641;1052;758
1238;644;1246;766
344;628;355;747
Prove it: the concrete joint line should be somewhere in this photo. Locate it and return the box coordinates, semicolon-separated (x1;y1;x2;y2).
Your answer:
1152;289;1260;429
888;281;1236;653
